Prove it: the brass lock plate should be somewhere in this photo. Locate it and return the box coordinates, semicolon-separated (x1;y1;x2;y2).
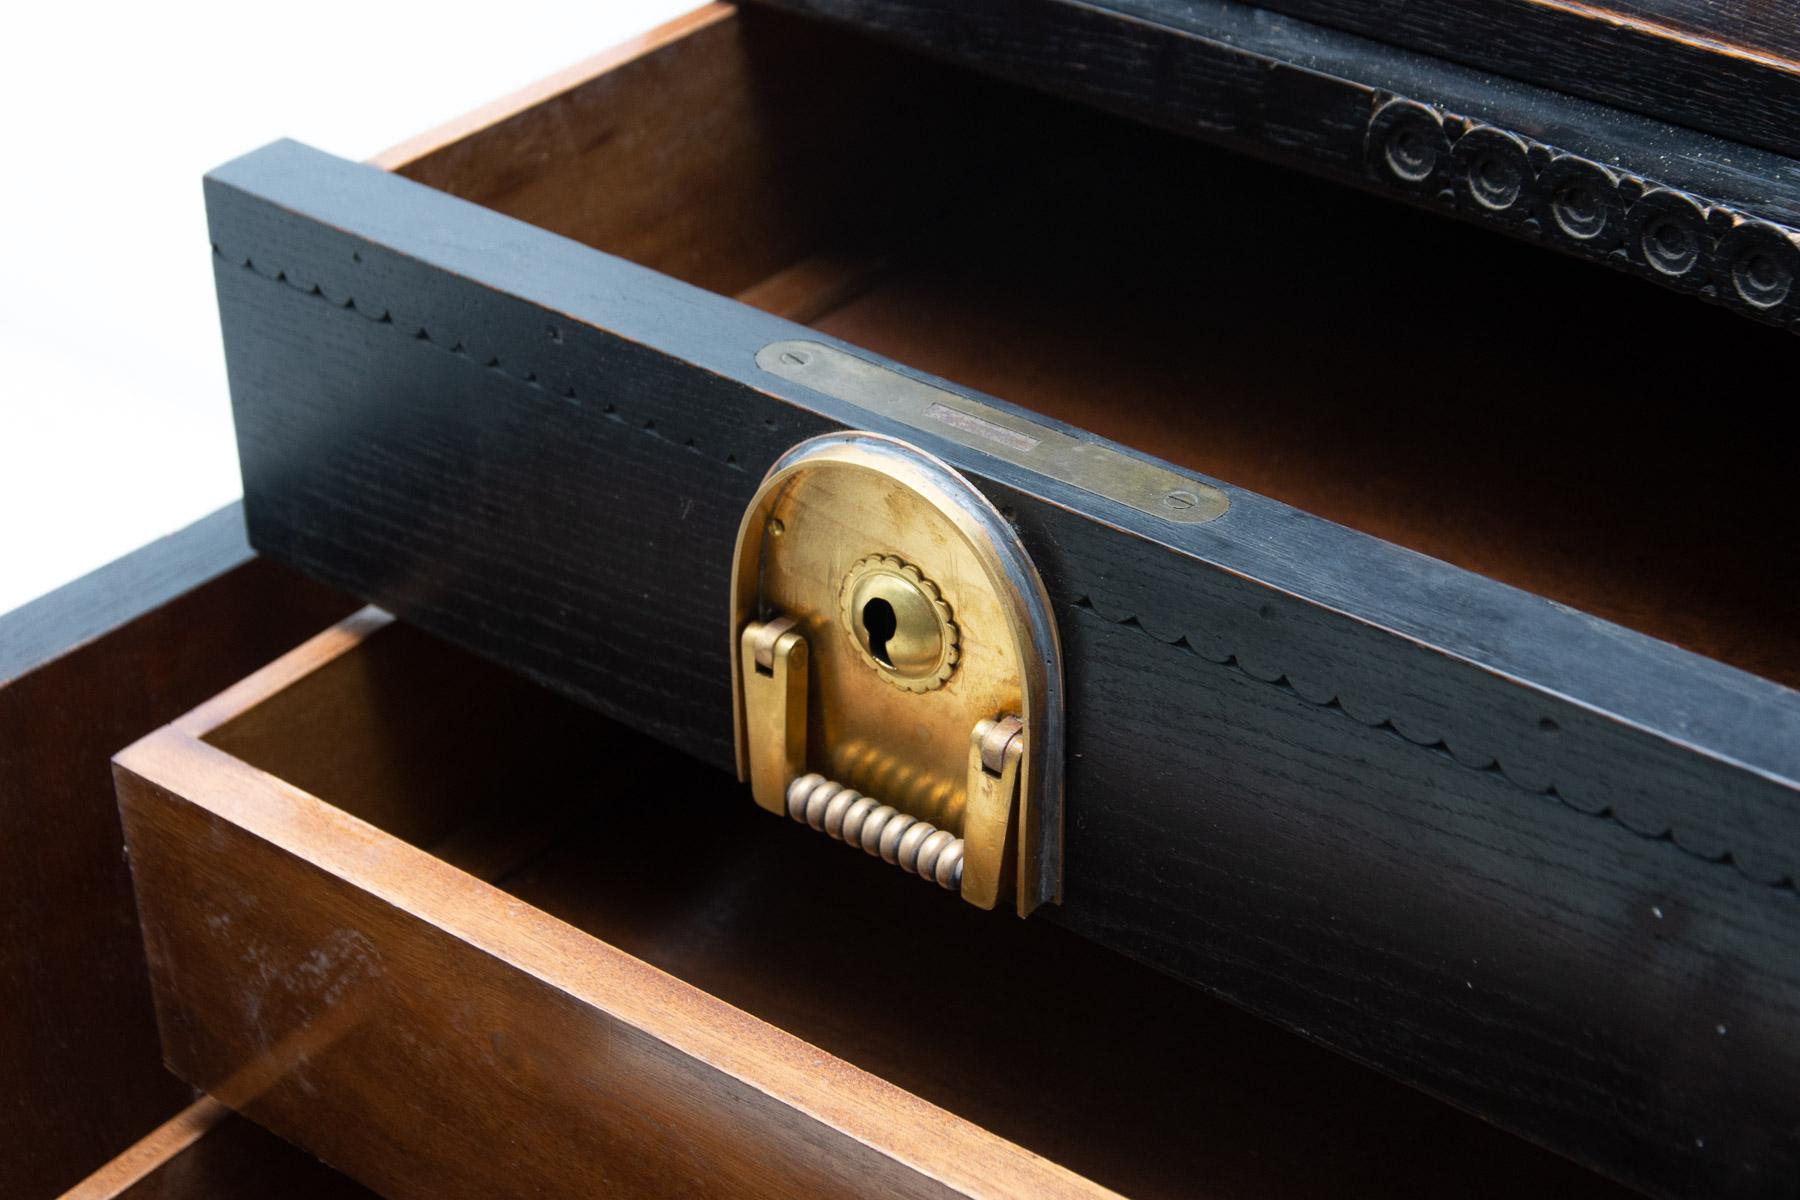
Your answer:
730;433;1064;913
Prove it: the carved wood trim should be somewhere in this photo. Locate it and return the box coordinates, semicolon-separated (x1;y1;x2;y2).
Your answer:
1365;96;1800;326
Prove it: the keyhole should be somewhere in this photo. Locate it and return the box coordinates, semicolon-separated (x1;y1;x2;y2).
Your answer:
862;597;897;667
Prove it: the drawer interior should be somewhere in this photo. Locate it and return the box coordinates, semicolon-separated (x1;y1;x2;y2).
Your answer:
59;1096;376;1200
183;615;1628;1198
382;4;1800;689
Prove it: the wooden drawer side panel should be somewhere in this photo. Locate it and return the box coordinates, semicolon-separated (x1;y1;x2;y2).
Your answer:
113;733;1105;1200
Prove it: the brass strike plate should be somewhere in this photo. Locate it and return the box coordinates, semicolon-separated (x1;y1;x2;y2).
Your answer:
730;433;1064;913
757;340;1229;526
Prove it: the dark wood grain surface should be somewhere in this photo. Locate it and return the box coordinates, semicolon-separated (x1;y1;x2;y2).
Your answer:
0;505;354;1198
1146;0;1800;158
123;616;1634;1199
204;125;1800;1197
369;5;1800;690
794;132;1800;688
752;0;1800;330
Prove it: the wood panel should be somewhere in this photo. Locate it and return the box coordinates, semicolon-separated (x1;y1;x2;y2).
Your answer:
376;4;941;299
116;626;1115;1200
204;136;1800;1198
0;505;354;1198
1185;0;1800;158
367;4;1800;687
119;614;1629;1199
751;0;1800;332
369;5;735;172
198;610;603;852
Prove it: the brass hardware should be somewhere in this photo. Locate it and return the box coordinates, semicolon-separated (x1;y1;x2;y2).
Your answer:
739;616;807;820
785;772;964;889
731;433;1064;913
839;554;958;691
757;339;1230;527
964;715;1025;908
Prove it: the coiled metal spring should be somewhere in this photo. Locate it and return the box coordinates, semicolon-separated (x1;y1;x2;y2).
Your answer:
785;773;964;891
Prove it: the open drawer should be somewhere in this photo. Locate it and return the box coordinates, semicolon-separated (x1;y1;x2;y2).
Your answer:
200;4;1800;1196
114;609;1630;1198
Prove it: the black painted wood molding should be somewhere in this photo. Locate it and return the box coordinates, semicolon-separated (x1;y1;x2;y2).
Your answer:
208;139;1800;1198
1141;0;1800;162
751;0;1800;333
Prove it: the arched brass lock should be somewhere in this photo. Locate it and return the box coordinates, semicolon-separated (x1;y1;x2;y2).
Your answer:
730;433;1064;913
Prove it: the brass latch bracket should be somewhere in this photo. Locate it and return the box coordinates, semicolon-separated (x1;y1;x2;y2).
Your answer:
740;616;807;812
730;433;1064;914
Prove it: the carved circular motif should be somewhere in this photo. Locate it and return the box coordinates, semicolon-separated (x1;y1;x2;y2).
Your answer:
1451;127;1532;219
1367;100;1450;191
1719;222;1800;314
1539;156;1624;250
1553;184;1607;238
1737;252;1789;305
1644;217;1699;275
1624;189;1710;286
1469;152;1523;210
1386;127;1436;183
838;554;959;693
1363;97;1800;322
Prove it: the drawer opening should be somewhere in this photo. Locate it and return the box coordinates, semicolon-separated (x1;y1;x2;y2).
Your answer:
383;5;1800;690
186;616;1629;1199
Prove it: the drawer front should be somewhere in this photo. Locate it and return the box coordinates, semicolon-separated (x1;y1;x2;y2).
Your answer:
201;8;1800;1196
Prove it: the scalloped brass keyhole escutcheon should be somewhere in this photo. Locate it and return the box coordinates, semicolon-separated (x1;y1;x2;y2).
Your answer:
730;433;1064;913
841;555;958;690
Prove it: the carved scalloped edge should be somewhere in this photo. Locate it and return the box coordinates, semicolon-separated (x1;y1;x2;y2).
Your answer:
1364;96;1800;329
214;246;755;473
1070;596;1798;895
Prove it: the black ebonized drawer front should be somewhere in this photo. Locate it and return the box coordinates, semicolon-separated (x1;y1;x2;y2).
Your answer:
203;6;1800;1196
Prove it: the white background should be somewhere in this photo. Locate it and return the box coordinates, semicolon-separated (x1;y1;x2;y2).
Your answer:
0;0;692;615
